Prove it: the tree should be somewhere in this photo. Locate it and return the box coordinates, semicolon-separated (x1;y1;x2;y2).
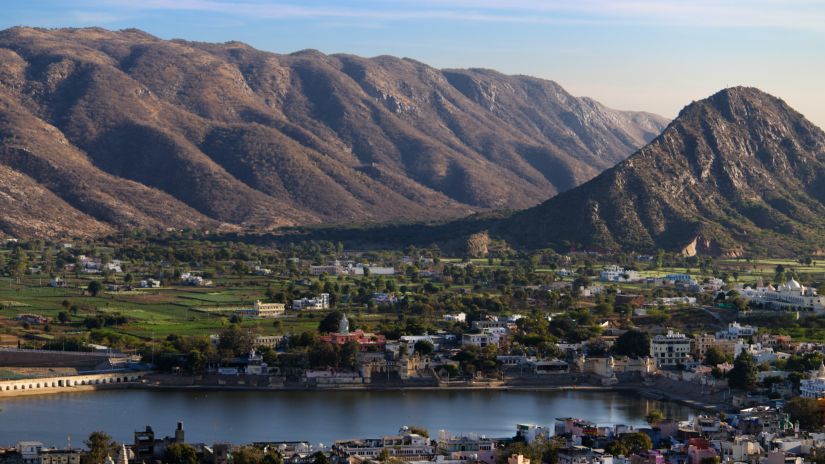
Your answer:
571;276;591;296
645;409;665;426
58;311;70;324
309;343;339;368
728;351;758;390
618;432;652;453
604;441;628;457
613;330;650;358
312;452;330;464
785;397;825;430
232;447;264;464
85;431;116;464
10;247;28;278
217;325;254;358
87;280;102;297
339;341;359;370
407;425;429;437
703;347;729;366
318;311;344;334
414;340;434;356
163;444;197;464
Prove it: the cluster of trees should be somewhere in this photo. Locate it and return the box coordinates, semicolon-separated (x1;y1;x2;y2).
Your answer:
728;351;758;390
603;433;653;457
497;437;562;464
83;313;130;329
454;345;501;378
785;397;825;430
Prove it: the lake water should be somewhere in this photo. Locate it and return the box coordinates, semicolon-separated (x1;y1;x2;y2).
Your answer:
0;389;696;447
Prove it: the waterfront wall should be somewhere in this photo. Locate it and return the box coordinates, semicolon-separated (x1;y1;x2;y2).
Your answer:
0;348;129;370
0;371;150;398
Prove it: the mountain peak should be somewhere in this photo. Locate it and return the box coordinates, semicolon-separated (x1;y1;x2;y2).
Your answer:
498;87;825;257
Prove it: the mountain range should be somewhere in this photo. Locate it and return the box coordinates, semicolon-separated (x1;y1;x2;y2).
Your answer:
288;87;825;258
0;27;668;239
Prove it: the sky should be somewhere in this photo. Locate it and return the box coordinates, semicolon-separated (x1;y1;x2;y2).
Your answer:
3;0;825;127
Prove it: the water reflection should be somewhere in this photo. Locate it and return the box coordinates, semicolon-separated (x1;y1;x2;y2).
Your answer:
0;389;696;446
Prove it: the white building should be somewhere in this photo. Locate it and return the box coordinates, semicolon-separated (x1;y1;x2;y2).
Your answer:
292;293;330;310
139;278;161;288
599;265;639;282
333;431;434;459
443;313;466;323
462;332;499;348
650;330;692;367
801;363;825;399
17;442;43;464
716;322;758;340
352;264;396;276
654;296;696;307
180;272;213;287
310;263;346;276
741;278;825;313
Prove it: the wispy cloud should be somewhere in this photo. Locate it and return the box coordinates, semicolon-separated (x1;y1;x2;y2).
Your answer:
85;0;825;29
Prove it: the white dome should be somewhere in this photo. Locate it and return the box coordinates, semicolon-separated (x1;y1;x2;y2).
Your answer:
787;278;802;289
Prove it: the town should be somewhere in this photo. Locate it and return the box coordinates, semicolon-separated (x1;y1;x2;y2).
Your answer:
2;235;825;463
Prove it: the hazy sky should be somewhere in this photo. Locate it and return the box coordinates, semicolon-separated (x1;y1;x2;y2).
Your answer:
4;0;825;127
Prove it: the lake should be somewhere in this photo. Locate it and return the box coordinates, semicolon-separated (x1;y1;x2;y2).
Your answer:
0;389;696;446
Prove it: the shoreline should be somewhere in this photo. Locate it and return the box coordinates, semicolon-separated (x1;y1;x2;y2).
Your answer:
0;380;728;413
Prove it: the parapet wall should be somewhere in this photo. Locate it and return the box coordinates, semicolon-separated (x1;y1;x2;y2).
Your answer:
0;348;128;370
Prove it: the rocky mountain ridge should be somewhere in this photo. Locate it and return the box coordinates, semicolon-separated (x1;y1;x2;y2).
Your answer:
0;27;667;239
497;87;825;256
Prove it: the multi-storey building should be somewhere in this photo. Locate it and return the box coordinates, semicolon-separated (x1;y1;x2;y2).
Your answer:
650;330;692;367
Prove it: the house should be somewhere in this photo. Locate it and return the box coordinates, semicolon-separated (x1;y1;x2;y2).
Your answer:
436;430;496;464
253;266;273;276
181;273;212;287
139;279;161;288
508;456;530;464
292;294;329;310
528;359;569;374
251;301;285;318
653;297;696;307
692;334;742;359
650;331;692;367
17;442;42;464
310;262;346;276
39;448;83;464
600;266;639;282
719;435;763;462
352;264;396;276
48;277;66;288
716;322;757;340
133;423;185;463
686;438;717;464
254;335;284;349
461;332;498;348
443;313;466;323
17;314;49;325
800;363;825;399
333;431;435;459
371;293;398;305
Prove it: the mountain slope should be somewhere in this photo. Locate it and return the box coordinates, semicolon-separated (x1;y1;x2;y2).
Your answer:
0;26;667;238
498;87;825;256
